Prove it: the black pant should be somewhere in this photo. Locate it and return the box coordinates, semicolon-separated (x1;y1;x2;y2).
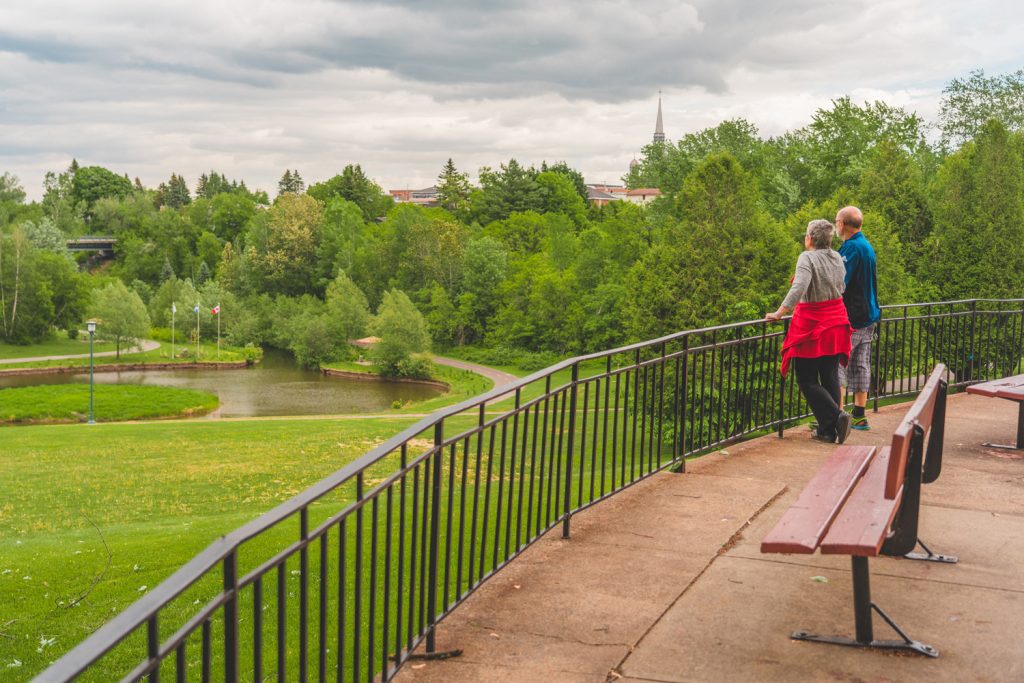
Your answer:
793;355;842;436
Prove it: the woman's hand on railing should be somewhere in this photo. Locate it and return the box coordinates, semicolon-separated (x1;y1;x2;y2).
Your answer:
765;306;789;323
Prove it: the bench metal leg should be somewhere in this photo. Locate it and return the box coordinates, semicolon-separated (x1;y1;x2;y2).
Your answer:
904;538;958;564
791;557;938;657
982;402;1024;450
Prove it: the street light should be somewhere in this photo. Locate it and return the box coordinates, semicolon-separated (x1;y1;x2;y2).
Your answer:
87;320;97;425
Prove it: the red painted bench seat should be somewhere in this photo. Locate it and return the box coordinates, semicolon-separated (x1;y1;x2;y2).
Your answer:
758;364;950;657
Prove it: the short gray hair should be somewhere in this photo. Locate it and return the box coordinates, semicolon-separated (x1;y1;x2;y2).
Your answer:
805;219;835;249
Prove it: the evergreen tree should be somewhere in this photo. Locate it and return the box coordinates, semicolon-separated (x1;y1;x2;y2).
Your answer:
278;169;306;196
436;158;472;214
307;164;391;220
928;119;1024;299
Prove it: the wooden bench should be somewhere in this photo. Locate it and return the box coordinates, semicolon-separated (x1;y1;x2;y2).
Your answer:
760;364;952;657
965;373;1024;450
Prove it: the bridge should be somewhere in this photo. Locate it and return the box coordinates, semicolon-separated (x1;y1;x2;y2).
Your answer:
66;236;117;254
37;299;1024;682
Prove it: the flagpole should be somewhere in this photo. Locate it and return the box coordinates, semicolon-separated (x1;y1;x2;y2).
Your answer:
171;303;176;360
195;303;200;360
217;303;221;360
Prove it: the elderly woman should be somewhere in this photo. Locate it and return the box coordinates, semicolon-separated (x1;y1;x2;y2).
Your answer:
767;219;854;444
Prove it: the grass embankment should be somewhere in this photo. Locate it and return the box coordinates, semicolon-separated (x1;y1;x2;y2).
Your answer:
321;359;495;413
0;385;219;424
0;338;116;360
0;340;257;371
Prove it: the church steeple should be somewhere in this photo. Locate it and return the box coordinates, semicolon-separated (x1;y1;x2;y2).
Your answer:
653;91;665;143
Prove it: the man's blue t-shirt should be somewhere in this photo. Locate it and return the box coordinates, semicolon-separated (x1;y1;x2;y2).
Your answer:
839;231;881;328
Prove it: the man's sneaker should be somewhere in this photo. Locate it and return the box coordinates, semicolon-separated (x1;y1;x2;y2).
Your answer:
851;416;870;431
836;411;853;444
811;430;836;444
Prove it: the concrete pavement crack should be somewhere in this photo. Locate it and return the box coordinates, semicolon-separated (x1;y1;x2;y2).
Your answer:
605;484;789;683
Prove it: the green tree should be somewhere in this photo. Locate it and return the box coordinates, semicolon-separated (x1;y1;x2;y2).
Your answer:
857;137;933;267
782;98;928;204
278;169;305;196
938;68;1024;148
21;217;70;257
89;279;151;357
370;290;431;376
542;161;588;201
41;164;85;235
149;277;200;328
0;230;56;343
307;165;393;221
157;173;192;208
928;119;1024;299
209;192;257;243
71;165;134;219
316;197;366;286
325;272;371;342
435;158;472;215
471;159;543;224
626;153;795;338
536;171;587;227
243;193;325;295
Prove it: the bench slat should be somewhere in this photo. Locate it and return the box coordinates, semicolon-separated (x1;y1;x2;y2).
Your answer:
760;445;877;554
885;364;945;499
821;446;903;556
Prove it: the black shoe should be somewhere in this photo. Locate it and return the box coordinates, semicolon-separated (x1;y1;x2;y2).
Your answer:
811;430;837;444
836;412;852;444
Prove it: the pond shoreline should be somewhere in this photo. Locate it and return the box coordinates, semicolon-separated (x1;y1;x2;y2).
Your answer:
0;360;249;377
321;367;450;391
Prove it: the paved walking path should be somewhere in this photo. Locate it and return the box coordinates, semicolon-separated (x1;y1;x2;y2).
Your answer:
0;339;160;365
431;354;520;404
397;392;1024;682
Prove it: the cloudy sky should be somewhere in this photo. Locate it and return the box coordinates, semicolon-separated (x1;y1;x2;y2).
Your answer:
1;1;1021;200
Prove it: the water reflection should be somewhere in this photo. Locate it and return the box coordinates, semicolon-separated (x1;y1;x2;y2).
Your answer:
0;348;443;417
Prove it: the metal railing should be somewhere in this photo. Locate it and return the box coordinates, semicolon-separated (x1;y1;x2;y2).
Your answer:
38;298;1024;682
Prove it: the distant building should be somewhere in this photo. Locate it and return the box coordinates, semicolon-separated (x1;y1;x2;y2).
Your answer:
389;186;439;207
625;188;662;205
586;183;630;207
653;93;665;144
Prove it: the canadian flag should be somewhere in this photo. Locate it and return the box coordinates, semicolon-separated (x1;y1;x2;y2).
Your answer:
211;305;220;315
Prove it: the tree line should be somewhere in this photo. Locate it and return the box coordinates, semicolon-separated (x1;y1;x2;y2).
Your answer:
2;68;1023;375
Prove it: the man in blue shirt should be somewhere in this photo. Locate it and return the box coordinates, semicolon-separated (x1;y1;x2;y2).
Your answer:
836;206;881;430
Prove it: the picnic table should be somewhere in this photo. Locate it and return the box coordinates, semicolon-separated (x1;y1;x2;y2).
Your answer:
965;374;1024;450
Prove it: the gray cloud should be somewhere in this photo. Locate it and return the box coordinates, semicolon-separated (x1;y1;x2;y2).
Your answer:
1;1;1022;200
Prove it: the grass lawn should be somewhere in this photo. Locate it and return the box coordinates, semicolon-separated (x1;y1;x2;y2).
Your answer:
0;385;219;424
0;337;116;360
0;417;419;678
2;355;654;679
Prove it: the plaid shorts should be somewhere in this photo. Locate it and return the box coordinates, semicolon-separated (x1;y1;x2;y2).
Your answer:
839;323;875;393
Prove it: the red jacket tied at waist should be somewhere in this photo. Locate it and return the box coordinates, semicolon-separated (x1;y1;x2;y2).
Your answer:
780;298;852;377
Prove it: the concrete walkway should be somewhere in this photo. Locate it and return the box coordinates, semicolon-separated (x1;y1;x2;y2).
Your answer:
397;392;1024;682
0;339;160;365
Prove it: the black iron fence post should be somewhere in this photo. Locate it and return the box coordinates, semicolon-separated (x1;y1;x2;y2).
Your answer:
224;550;239;682
969;299;978;383
427;419;444;652
777;318;789;438
677;334;689;471
562;362;579;538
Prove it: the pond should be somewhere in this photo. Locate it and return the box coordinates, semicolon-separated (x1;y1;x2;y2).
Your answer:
0;348;445;417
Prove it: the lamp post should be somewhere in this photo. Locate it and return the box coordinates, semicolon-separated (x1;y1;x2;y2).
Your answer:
87;320;97;425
